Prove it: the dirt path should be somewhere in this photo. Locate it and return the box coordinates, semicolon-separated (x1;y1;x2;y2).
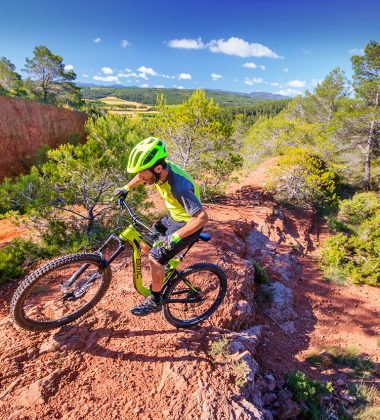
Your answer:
228;160;380;384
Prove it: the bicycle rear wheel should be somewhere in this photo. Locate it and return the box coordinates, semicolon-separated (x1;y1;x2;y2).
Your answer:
10;253;111;331
163;263;227;328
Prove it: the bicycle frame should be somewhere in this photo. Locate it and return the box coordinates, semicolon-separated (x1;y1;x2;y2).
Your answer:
62;198;191;299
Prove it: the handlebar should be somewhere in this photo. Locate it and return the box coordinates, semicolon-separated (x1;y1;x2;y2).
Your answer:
117;197;160;241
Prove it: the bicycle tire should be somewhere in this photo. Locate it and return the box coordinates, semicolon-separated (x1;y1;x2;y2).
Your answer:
10;253;111;331
163;263;227;328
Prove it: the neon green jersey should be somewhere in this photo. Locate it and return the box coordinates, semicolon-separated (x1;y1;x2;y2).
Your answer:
154;161;202;222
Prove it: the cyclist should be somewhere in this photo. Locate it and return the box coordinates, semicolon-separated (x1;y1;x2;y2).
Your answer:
113;137;208;316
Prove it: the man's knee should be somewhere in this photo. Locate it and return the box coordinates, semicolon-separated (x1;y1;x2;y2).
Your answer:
148;252;164;266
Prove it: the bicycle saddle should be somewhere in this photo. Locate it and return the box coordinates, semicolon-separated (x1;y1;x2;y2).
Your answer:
199;233;211;242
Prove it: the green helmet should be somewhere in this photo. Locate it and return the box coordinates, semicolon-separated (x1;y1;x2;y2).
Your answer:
127;137;167;174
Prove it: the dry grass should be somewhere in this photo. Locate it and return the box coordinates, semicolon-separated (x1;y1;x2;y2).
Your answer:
100;96;149;108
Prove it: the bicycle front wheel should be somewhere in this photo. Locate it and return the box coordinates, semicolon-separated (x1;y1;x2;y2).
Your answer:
163;263;227;328
10;253;111;331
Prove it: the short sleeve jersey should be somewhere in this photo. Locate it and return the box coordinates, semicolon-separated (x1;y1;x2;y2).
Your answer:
154;161;202;222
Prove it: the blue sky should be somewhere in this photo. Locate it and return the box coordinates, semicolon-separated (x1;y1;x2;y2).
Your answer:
1;0;379;96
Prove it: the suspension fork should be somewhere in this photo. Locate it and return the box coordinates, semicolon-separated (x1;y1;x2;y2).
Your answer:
61;234;126;289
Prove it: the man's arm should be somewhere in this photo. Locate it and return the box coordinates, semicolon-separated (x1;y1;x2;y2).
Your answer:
124;173;145;189
175;208;209;239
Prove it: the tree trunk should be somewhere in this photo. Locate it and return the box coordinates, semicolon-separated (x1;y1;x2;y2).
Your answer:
363;121;374;191
363;92;379;191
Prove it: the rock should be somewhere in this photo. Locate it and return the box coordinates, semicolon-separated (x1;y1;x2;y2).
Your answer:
17;380;44;407
277;399;301;419
0;96;87;181
16;369;63;407
233;351;259;384
280;321;295;334
228;326;262;354
262;282;297;323
278;389;293;402
336;379;346;386
262;392;277;406
39;336;61;355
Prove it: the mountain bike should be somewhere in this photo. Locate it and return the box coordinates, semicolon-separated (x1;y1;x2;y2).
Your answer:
10;197;227;331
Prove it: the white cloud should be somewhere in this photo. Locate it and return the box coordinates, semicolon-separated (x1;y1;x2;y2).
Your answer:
349;48;364;55
64;64;74;71
243;62;257;68
121;40;130;48
283;67;289;73
287;79;306;88
140;84;149;88
101;67;114;74
137;66;157;76
161;74;175;79
82;74;89;78
93;75;120;82
242;62;266;70
275;88;302;97
178;73;192;80
208;37;281;58
93;37;101;44
154;85;164;88
269;82;280;86
118;72;138;78
168;37;204;49
211;73;223;81
175;85;185;89
125;68;132;72
244;77;264;86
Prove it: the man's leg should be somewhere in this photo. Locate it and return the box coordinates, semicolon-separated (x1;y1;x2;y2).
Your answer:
149;253;165;293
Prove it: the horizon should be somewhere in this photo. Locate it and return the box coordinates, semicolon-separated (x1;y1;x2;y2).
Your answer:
1;0;379;97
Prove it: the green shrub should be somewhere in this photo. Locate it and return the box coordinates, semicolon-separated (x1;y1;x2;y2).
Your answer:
321;194;380;286
208;335;230;359
265;147;338;211
286;370;333;420
253;261;269;284
321;224;380;286
339;192;380;226
0;239;51;284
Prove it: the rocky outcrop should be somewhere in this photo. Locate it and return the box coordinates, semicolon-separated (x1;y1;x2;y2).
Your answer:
0;96;87;180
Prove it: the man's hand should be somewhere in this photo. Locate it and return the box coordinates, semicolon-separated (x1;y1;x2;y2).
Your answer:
154;232;181;250
112;185;130;200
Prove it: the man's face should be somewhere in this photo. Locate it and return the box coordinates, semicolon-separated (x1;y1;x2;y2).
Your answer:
137;166;162;185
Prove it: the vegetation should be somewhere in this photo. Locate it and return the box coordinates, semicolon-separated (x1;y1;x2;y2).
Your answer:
285;370;333;420
0;57;27;97
349;379;380;420
322;192;380;286
153;90;243;198
0;239;50;284
208;335;230;359
306;345;375;378
80;85;288;106
1;45;81;108
265;147;338;211
252;261;269;284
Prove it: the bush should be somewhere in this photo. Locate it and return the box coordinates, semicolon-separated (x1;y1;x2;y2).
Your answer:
321;195;380;286
286;370;333;420
339;192;380;225
265;147;338;211
0;239;51;284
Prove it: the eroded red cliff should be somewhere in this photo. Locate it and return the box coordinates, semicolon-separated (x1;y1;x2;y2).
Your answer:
0;96;87;180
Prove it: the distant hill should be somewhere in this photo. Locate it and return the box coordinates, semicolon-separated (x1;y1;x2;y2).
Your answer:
79;85;290;107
